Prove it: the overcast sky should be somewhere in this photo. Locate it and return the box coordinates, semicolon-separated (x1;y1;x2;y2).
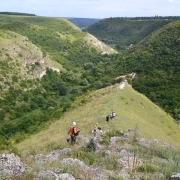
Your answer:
1;0;180;19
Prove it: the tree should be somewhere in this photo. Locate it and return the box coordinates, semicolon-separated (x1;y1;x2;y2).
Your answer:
0;109;6;121
59;85;67;96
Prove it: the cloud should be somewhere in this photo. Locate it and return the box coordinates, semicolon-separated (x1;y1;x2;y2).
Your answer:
168;0;174;2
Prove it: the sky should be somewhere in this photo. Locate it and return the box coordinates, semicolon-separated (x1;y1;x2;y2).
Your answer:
1;0;180;19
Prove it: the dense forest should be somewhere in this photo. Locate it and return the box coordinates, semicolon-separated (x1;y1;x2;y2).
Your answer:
84;17;180;51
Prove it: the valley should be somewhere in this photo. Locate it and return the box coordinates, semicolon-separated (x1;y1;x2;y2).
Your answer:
0;14;180;179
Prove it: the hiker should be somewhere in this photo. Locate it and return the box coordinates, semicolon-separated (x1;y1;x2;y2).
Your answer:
106;115;110;123
68;122;79;146
97;127;104;135
110;110;116;120
92;123;98;136
92;126;104;136
95;123;98;129
112;111;116;118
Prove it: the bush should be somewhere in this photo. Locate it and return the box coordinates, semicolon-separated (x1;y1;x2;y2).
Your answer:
95;156;123;171
137;163;157;173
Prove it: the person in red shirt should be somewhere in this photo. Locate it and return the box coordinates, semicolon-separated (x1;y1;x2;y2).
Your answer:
68;122;78;146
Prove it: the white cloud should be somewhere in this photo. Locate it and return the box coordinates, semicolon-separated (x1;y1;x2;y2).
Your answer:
168;0;174;2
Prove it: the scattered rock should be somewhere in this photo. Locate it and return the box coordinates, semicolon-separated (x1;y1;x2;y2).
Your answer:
61;158;108;180
87;137;97;152
33;148;71;162
0;153;25;178
34;170;75;180
110;136;129;145
169;173;180;180
118;155;142;170
137;138;175;149
87;136;104;152
119;149;129;157
58;173;75;180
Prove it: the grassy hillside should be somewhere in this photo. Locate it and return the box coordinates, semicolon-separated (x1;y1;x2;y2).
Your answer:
1;15;180;179
17;83;180;157
0;15;116;150
0;14;179;156
84;17;176;50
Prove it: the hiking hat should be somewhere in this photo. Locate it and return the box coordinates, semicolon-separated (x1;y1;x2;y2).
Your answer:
72;122;76;126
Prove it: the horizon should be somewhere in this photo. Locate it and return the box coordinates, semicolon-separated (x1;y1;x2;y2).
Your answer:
1;0;180;19
1;11;180;20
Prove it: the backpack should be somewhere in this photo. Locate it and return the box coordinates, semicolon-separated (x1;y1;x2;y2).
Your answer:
74;127;80;136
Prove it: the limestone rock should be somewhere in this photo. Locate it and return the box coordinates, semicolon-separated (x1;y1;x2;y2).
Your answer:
0;153;25;178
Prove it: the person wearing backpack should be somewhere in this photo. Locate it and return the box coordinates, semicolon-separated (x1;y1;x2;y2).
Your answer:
68;122;79;147
106;115;110;123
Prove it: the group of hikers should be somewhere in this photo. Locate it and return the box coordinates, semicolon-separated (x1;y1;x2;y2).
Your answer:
106;110;116;123
67;110;116;147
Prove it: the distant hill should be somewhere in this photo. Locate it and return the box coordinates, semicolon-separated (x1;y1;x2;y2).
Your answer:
67;18;101;30
84;17;179;50
0;11;36;16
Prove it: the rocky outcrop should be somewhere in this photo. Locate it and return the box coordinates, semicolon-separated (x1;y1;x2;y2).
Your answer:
33;148;72;162
137;138;175;149
87;135;104;152
169;173;180;180
115;72;136;80
0;153;25;178
0;130;179;179
34;170;75;180
61;158;108;180
85;33;117;55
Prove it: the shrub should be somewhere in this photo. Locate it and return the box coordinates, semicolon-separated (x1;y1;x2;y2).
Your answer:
137;163;157;173
95;156;123;171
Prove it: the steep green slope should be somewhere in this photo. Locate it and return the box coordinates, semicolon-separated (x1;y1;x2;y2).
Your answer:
17;82;180;157
0;15;117;150
0;15;80;34
129;21;180;120
0;15;116;68
84;17;175;50
82;20;180;120
111;20;180;120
